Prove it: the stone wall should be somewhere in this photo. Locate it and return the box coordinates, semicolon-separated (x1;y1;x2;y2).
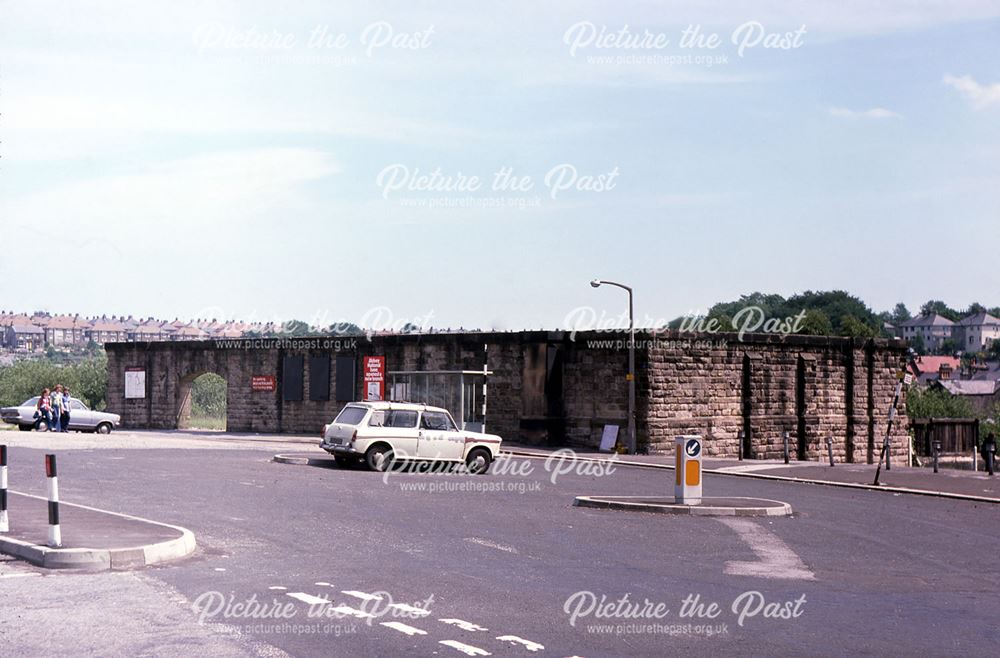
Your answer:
105;330;909;462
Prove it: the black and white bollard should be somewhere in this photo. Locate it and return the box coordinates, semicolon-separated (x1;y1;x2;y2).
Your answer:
783;431;790;465
826;436;835;467
0;445;8;533
932;439;941;474
45;454;61;548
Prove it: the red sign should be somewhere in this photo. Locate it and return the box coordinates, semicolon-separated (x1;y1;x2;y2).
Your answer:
363;356;385;401
251;375;276;392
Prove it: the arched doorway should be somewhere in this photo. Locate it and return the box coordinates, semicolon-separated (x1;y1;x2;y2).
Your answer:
177;372;227;430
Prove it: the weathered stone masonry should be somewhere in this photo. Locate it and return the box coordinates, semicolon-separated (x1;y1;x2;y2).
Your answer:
105;330;909;462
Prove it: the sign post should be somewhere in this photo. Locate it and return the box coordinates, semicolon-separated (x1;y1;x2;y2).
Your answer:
363;356;386;401
124;367;146;399
675;435;703;505
873;371;911;486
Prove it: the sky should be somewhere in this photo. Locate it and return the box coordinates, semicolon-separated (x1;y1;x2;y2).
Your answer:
1;1;998;332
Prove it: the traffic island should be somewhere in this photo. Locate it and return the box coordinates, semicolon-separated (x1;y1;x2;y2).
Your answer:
273;453;339;467
573;495;793;516
0;492;196;570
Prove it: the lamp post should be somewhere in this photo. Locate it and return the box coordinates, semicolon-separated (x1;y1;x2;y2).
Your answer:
590;279;636;454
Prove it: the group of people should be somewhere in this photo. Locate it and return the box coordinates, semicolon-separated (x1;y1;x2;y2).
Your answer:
34;385;73;432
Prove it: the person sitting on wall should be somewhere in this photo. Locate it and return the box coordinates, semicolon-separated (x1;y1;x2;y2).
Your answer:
51;384;64;433
34;388;53;431
60;387;72;433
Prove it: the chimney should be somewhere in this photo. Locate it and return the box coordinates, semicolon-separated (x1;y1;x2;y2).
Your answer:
939;363;953;380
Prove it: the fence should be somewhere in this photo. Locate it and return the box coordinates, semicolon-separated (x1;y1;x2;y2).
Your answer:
911;418;979;457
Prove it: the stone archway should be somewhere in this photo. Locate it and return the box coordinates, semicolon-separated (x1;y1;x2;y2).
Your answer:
177;371;227;430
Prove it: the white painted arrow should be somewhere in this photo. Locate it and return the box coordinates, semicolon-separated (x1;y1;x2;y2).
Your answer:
717;518;815;580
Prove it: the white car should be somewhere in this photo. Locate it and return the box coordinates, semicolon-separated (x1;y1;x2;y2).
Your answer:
0;396;122;434
320;401;502;473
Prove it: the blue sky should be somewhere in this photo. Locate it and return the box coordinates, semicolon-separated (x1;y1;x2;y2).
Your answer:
1;1;998;331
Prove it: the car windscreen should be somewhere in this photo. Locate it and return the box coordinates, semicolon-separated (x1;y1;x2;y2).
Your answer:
334;406;369;426
22;397;39;407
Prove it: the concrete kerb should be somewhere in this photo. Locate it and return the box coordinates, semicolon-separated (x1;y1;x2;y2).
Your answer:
0;492;196;571
273;453;337;467
574;495;793;516
502;449;1000;505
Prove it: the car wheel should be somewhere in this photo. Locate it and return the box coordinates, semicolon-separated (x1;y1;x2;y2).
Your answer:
18;424;32;432
365;444;394;472
96;422;113;435
465;448;492;474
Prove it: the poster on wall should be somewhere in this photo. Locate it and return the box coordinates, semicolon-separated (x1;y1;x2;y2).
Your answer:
251;376;276;392
124;367;146;399
363;356;385;401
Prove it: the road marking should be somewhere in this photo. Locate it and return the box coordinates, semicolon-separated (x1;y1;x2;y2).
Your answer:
389;602;432;616
714;464;796;473
717;518;815;580
381;621;427;636
213;568;226;572
341;590;383;601
439;639;491;656
314;581;332;587
440;618;488;632
496;635;544;651
268;586;287;591
286;592;330;606
329;605;375;619
464;537;518;554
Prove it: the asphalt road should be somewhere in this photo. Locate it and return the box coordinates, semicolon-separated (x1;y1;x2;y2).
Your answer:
2;433;1000;657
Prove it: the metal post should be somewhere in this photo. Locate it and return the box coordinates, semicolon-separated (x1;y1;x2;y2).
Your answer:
987;447;995;476
973;442;978;473
783;431;789;465
627;288;636;455
873;375;905;486
45;454;61;548
933;439;940;474
590;279;636;454
737;430;744;461
826;436;834;467
0;445;8;533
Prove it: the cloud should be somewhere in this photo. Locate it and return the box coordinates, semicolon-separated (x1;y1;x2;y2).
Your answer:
828;107;902;119
943;74;1000;109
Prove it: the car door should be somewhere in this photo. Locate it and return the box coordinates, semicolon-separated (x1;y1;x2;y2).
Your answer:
383;410;420;459
416;411;464;461
68;399;95;430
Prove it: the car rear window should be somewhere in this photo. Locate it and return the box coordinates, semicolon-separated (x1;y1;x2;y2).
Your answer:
334;406;369;426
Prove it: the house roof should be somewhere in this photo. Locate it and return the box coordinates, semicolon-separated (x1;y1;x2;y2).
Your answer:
9;324;44;334
910;356;961;376
900;314;954;328
45;315;81;330
956;312;1000;327
938;380;1000;396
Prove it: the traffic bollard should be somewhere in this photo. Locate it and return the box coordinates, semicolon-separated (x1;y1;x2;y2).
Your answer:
933;439;941;474
737;430;743;461
826;436;834;467
783;431;789;465
984;434;996;477
45;454;61;548
0;445;8;533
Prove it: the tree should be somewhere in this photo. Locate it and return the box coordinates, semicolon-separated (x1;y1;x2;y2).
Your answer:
280;320;312;336
840;314;879;339
965;302;987;316
910;332;927;355
797;309;833;336
906;386;974;419
919;300;961;322
889;303;911;326
938;338;960;356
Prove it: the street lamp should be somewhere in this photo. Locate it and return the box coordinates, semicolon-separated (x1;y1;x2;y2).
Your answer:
590;279;636;454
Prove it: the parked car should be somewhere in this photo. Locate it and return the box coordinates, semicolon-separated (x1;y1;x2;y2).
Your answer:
320;401;502;473
0;397;121;434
